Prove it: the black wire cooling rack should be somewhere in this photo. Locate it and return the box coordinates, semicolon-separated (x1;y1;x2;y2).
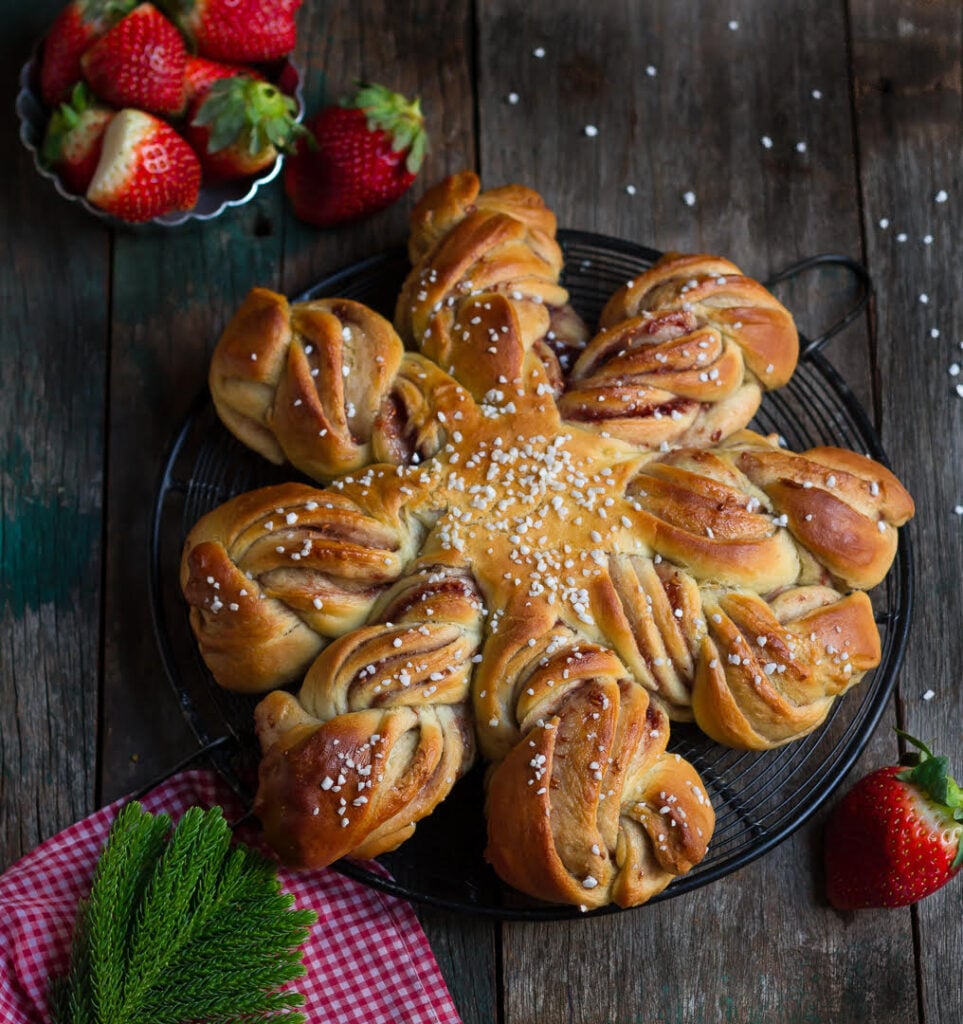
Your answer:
149;232;913;920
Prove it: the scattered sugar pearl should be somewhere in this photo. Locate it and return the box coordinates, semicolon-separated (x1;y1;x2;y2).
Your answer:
506;91;519;104
645;65;658;77
949;364;959;377
878;217;890;229
956;384;963;398
931;328;941;339
922;689;936;701
935;189;948;203
919;293;929;304
625;184;637;195
811;88;823;99
582;875;599;889
760;135;773;149
923;234;934;245
682;190;697;207
584;124;599;137
896;232;908;242
795;141;807;153
532;46;546;58
727;19;739;30
953;505;963;515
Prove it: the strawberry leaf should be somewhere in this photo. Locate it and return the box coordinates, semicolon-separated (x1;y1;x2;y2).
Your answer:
193;78;305;156
342;81;428;174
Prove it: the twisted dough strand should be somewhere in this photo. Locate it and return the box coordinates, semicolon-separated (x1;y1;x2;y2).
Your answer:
208;290;479;482
483;629;713;909
560;253;799;450
180;479;422;692
394;171;588;400
252;561;485;866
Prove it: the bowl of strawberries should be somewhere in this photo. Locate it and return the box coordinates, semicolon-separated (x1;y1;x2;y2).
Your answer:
16;0;305;226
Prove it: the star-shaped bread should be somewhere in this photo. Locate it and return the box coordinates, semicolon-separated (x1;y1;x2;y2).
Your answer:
181;172;913;909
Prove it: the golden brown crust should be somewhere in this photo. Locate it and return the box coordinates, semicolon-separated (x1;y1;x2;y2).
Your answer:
484;666;714;909
691;588;880;748
252;563;485;866
395;171;578;402
208;290;481;483
180;480;423;692
562;253;798;450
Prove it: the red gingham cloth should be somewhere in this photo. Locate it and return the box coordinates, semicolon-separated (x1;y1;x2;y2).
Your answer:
0;770;462;1024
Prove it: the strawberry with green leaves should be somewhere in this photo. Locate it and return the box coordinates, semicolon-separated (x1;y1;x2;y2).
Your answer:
284;82;428;228
182;54;263;107
40;82;115;194
186;76;305;182
81;3;187;116
40;0;136;107
86;108;201;222
160;0;301;63
824;731;963;909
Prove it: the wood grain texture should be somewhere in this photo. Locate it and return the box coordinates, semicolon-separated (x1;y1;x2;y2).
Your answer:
475;2;915;1021
0;0;108;870
850;2;963;1021
477;0;873;404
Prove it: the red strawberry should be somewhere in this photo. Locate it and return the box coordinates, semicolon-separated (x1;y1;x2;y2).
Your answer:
160;0;301;63
40;0;136;107
186;76;305;182
824;731;963;909
81;3;187;116
183;54;263;107
40;82;115;194
86;108;201;222
284;82;428;228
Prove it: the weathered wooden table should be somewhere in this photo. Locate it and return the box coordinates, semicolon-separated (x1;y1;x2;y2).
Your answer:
3;1;961;1020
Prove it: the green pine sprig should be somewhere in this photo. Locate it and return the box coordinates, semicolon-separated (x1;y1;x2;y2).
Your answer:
49;802;316;1024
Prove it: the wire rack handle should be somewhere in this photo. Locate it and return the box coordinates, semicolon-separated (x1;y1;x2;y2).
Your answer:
764;253;873;361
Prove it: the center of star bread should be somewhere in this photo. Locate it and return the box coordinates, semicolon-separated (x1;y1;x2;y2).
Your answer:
373;371;661;632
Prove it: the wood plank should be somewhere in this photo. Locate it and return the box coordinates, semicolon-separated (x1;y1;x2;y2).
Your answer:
0;0;109;869
849;2;963;1021
474;2;916;1020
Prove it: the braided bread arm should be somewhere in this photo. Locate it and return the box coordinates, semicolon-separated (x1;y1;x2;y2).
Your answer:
252;562;485;866
395;171;588;401
180;479;422;692
559;253;798;450
208;289;481;482
482;629;713;909
583;432;912;747
692;586;880;748
209;291;402;479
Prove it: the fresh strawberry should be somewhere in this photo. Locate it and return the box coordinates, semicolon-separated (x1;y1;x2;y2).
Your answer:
86;108;201;222
159;0;301;63
183;54;263;107
824;731;963;909
39;0;136;107
284;82;428;228
186;76;305;182
40;82;115;194
81;3;187;116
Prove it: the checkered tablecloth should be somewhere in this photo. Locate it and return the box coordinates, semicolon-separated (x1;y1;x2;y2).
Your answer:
0;769;462;1024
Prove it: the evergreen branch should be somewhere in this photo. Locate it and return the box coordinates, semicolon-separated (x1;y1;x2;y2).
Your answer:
49;803;316;1024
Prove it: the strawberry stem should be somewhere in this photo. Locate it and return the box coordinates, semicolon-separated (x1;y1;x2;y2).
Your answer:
341;81;428;174
895;728;963;867
192;78;307;156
